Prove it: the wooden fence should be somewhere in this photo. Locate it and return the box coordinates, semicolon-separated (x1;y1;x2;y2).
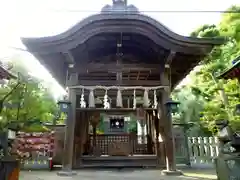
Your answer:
187;137;219;165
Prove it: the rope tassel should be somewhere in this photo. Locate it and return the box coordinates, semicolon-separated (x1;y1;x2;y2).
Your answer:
116;89;123;108
80;89;86;108
133;89;136;109
88;89;95;108
103;90;109;109
143;89;149;108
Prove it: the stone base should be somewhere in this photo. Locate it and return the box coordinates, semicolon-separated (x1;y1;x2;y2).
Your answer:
57;170;77;176
161;169;183;176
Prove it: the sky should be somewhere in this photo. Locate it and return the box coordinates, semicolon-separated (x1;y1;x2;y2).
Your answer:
0;0;239;98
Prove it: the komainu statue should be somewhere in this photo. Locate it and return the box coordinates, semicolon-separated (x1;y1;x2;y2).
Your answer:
215;120;240;180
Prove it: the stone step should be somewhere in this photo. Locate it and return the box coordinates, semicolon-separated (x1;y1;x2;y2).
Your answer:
75;155;161;168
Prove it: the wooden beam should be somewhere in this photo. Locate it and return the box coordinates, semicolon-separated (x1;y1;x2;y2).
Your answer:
75;108;157;112
165;51;176;67
63;50;75;64
71;63;161;73
137;71;140;80
75;89;161;96
77;80;163;86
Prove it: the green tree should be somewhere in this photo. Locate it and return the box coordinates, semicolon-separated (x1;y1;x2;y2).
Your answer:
172;86;211;136
220;6;240;43
173;5;240;134
0;61;57;131
190;24;220;38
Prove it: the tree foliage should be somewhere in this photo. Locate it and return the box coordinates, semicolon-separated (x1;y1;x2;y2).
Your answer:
0;61;57;131
173;5;240;135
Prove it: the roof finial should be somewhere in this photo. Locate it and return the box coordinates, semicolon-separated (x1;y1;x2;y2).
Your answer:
101;0;138;13
112;0;127;5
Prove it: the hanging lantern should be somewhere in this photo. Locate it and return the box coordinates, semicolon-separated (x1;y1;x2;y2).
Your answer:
88;89;95;108
116;89;123;108
143;89;149;108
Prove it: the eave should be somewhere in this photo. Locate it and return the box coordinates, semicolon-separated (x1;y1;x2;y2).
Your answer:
21;10;225;88
218;56;240;80
21;14;225;55
0;65;17;80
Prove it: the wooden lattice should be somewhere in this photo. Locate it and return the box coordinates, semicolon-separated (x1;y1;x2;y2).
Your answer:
89;134;149;155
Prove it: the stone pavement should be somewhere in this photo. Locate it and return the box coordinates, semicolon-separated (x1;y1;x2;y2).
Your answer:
19;169;217;180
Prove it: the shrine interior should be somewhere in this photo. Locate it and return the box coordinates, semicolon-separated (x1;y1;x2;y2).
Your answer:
71;32;166;162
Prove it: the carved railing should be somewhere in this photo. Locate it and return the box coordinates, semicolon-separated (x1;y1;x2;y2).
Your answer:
89;134;150;155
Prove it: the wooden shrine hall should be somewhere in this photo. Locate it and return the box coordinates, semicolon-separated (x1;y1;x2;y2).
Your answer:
219;56;240;81
22;0;224;175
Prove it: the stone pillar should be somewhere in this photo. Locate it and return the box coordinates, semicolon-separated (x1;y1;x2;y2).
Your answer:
57;88;77;176
160;72;182;176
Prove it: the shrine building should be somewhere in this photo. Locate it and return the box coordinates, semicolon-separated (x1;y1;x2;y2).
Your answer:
219;56;240;81
21;0;224;175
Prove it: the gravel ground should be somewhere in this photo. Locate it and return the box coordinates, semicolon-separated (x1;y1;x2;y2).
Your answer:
19;169;217;180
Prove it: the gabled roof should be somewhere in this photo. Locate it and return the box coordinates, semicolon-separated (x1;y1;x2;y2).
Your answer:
21;13;225;55
21;0;225;87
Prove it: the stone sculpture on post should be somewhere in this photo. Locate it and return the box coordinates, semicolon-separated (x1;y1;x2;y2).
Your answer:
215;119;240;180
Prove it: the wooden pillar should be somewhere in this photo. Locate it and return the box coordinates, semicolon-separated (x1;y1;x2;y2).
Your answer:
159;126;166;166
161;88;176;170
92;125;97;155
89;112;100;156
160;72;182;175
156;100;166;166
76;111;87;165
73;111;79;167
149;113;156;154
148;112;153;146
146;112;153;154
154;110;161;165
84;113;90;155
58;88;77;176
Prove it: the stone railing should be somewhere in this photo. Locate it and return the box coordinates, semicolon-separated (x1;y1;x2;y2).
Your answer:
188;137;219;165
